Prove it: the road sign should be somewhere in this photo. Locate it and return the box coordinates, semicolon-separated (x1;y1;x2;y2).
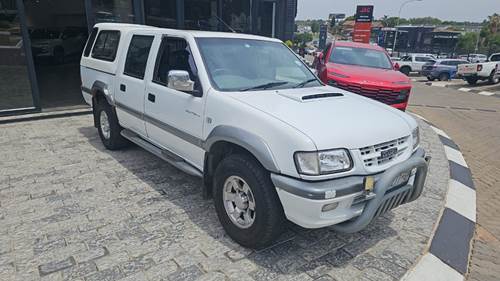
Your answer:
319;24;328;50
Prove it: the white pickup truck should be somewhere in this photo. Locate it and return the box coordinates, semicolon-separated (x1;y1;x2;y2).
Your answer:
457;53;500;85
396;54;436;76
80;23;429;248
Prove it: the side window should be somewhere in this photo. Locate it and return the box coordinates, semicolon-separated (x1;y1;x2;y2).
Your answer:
84;27;99;57
153;36;199;88
124;35;154;79
92;30;120;61
490;55;500;62
415;56;427;62
401;56;411;61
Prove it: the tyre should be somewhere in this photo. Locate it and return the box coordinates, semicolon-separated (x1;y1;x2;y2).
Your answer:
488;70;499;84
95;101;128;150
400;66;411;76
466;77;478;85
438;72;450;81
213;153;285;249
427;76;435;81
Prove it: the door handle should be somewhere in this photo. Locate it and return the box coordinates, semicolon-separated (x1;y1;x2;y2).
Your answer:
148;93;155;103
120;84;126;92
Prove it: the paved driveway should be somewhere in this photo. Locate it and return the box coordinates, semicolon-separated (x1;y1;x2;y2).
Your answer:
409;83;500;281
0;115;447;281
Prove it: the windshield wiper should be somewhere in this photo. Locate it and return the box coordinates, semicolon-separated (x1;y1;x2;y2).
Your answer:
293;78;318;88
241;81;289;91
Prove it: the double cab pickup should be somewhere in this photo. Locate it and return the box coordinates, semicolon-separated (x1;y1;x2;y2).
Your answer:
80;23;429;248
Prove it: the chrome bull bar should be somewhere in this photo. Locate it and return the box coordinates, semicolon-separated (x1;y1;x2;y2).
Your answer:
332;148;430;233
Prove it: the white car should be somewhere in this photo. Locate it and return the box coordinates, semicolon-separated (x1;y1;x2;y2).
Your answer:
457;53;500;85
397;54;437;76
30;27;87;63
459;54;488;63
80;23;429;248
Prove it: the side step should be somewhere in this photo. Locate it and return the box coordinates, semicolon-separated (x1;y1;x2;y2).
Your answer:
121;129;203;178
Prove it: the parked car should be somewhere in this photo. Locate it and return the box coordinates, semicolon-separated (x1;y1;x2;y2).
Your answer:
421;59;470;81
81;23;429;248
458;54;488;63
396;54;437;76
457;53;500;85
315;41;412;111
30;27;88;63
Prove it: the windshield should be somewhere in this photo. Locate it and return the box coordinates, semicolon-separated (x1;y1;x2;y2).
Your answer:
196;38;321;92
330;46;393;69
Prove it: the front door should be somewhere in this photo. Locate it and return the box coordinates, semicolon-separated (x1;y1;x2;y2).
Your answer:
144;35;205;169
115;33;156;137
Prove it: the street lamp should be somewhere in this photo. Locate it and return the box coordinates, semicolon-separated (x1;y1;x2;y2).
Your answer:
392;0;423;54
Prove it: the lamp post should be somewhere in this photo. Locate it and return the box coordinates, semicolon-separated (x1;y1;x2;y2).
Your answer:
392;0;423;55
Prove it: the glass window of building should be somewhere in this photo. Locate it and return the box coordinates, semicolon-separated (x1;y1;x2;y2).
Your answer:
92;0;135;24
144;0;176;28
221;0;251;33
0;0;35;111
184;0;218;31
255;0;275;37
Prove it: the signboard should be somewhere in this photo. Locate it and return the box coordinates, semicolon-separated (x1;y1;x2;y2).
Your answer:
353;5;374;43
329;13;346;20
319;24;328;50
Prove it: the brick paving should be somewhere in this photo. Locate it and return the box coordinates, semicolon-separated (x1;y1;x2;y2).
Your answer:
0;114;447;281
409;83;500;281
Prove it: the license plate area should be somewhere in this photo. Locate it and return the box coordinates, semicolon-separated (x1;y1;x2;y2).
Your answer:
381;147;398;159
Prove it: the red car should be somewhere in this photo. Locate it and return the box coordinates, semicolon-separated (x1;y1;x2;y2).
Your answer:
315;41;412;111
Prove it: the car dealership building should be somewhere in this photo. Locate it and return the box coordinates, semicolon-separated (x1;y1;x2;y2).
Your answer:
0;0;297;115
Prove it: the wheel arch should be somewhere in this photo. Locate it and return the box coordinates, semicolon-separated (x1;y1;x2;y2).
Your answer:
202;126;280;198
91;81;114;127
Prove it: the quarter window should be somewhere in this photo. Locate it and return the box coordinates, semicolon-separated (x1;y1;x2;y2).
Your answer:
124;35;154;79
92;30;120;61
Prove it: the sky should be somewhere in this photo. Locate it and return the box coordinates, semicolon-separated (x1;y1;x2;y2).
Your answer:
296;0;500;22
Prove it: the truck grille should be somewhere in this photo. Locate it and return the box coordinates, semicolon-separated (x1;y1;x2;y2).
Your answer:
333;82;403;105
359;136;409;168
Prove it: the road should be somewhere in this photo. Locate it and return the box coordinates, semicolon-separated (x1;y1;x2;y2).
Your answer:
408;82;500;281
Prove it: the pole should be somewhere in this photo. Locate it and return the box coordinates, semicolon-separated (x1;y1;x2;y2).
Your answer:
392;0;422;55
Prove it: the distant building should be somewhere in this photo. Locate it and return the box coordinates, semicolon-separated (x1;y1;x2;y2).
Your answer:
378;25;461;55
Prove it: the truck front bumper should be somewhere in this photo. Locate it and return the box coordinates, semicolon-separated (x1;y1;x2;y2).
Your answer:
271;148;430;231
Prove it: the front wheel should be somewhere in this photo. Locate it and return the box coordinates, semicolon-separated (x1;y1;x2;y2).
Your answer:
213;154;285;249
400;66;411;76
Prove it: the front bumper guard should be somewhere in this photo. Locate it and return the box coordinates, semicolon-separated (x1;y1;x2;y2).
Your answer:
331;148;430;233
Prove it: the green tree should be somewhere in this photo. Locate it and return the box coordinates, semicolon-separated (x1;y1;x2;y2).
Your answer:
311;21;320;33
457;32;479;54
293;32;313;47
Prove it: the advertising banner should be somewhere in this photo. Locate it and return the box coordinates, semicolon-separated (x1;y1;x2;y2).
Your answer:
353;5;374;43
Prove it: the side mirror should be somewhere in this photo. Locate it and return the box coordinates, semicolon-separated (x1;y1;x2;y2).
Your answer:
167;70;200;97
394;63;400;71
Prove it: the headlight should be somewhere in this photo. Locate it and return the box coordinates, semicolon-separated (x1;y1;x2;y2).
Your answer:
397;89;410;101
294;149;352;175
412;127;420;149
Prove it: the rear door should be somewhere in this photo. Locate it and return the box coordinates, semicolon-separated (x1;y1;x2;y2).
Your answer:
114;33;156;137
144;35;206;169
413;56;434;71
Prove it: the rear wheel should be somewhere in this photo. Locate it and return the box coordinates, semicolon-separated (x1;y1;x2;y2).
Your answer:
488;70;499;84
427;76;435;81
466;76;478;85
213;154;285;249
439;72;450;81
400;66;411;76
95;101;128;150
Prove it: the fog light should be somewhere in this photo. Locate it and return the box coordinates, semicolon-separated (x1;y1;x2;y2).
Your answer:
321;202;339;212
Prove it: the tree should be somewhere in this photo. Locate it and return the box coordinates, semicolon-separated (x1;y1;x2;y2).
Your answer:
311;21;320;33
480;13;500;54
457;32;479;54
293;32;313;47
